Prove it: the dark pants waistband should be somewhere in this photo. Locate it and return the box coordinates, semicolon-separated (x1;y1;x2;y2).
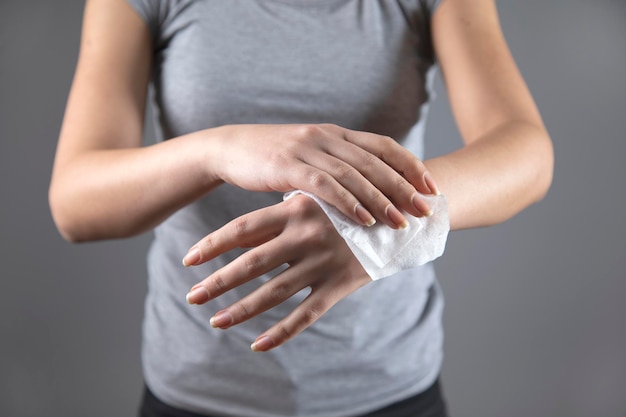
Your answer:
139;379;448;417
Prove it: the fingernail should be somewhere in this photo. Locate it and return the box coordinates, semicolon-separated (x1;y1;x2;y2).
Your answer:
251;335;274;352
354;204;376;227
210;310;233;328
424;172;441;196
385;204;408;229
186;286;209;304
412;194;433;218
182;247;200;267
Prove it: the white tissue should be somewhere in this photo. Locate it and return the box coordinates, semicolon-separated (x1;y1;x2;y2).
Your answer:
284;191;450;280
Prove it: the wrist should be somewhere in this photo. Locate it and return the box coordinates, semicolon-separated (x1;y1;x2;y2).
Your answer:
189;126;228;190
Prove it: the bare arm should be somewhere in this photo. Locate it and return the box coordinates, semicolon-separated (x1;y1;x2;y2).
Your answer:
426;0;554;230
49;0;438;242
49;0;218;240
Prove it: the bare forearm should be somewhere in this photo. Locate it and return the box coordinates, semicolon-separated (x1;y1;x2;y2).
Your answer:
49;131;220;242
425;121;554;230
50;123;443;242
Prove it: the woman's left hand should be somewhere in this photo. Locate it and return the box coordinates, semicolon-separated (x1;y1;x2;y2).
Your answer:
183;194;372;352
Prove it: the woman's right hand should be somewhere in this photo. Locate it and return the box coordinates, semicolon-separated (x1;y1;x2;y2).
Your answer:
207;123;439;229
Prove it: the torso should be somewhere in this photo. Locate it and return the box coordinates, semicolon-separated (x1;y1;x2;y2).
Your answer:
131;1;445;415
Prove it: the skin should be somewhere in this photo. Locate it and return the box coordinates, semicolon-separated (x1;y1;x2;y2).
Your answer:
49;0;554;352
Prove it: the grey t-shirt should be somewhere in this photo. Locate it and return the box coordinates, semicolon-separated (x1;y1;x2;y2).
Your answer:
128;1;444;416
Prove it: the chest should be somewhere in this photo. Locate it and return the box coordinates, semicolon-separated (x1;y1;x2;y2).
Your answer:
152;0;435;138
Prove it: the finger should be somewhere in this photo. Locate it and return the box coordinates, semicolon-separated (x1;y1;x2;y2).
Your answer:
286;163;377;228
321;123;436;196
302;148;424;228
300;125;434;225
328;139;434;218
239;234;279;248
343;128;440;200
250;285;341;352
182;204;286;267
186;231;298;305
209;260;311;329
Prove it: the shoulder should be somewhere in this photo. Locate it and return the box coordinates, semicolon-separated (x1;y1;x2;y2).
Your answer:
125;0;198;40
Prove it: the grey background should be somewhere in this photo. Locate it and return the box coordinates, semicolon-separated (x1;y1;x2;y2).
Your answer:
0;0;624;416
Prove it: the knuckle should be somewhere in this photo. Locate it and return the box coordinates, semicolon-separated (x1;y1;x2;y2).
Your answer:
360;151;379;169
407;158;427;181
276;323;293;342
308;170;330;189
266;280;291;303
268;148;289;167
297;124;323;141
199;235;217;256
242;251;265;275
334;186;351;206
380;135;395;147
302;305;322;326
287;193;315;216
210;273;227;293
334;162;356;182
407;153;422;168
364;185;385;205
286;203;335;244
302;221;335;247
232;217;249;238
377;136;396;162
235;301;250;320
270;318;298;346
394;175;411;191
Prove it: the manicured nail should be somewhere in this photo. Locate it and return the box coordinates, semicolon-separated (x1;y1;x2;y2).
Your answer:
251;335;274;352
412;194;433;218
385;204;408;229
182;247;200;267
210;310;233;328
424;172;441;196
354;203;376;227
186;286;209;304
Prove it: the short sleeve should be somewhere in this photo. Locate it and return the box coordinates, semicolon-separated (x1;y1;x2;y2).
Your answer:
429;0;443;15
399;0;443;17
126;0;161;41
126;0;197;50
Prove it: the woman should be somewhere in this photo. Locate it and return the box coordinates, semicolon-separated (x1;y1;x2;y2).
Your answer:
49;0;553;416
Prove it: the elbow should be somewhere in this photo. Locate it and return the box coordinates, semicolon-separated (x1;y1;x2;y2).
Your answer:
49;182;144;242
49;184;84;243
530;128;555;204
49;180;103;243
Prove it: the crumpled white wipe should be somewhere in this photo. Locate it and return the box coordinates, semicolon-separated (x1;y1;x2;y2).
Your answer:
284;191;450;280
